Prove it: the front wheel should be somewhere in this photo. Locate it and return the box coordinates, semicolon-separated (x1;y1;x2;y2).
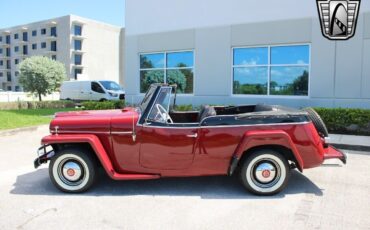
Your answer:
240;149;290;195
49;148;97;193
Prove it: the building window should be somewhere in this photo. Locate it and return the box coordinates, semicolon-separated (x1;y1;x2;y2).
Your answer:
15;71;19;77
15;86;20;92
32;30;37;36
0;36;2;42
0;48;2;54
41;42;46;49
0;72;3;77
74;25;82;36
41;28;46;35
22;32;28;42
74;40;82;50
232;45;310;96
14;33;18;39
51;55;57;60
50;41;57;51
6;60;11;69
32;43;37;50
15;59;19;65
0;60;3;66
50;27;57;37
7;86;12;91
23;45;28;55
7;72;11;82
6;48;10;57
74;69;82;79
74;54;82;65
6;35;10;44
139;51;194;93
14;46;19;52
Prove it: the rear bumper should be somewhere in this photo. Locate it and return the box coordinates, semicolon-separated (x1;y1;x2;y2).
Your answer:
324;145;347;164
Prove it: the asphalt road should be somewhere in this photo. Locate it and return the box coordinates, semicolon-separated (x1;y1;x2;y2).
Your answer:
0;125;370;230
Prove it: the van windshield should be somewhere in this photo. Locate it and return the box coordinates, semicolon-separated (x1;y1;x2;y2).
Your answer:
98;81;122;91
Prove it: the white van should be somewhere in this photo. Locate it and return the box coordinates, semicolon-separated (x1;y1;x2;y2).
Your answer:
60;80;125;101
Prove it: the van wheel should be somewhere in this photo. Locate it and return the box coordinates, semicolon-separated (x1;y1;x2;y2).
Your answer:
99;98;107;102
240;149;290;195
49;148;97;193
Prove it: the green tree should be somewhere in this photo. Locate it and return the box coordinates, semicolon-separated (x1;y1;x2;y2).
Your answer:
19;56;67;101
141;70;164;93
167;69;187;93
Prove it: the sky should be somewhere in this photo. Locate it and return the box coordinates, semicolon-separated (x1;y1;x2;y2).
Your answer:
0;0;125;29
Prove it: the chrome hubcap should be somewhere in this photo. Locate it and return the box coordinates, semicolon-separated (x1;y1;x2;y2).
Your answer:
254;162;276;183
62;161;82;182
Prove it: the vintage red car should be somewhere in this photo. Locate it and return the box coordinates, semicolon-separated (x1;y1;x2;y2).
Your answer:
35;84;346;195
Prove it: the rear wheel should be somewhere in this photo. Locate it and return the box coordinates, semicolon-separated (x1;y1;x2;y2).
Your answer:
49;148;97;193
240;149;290;195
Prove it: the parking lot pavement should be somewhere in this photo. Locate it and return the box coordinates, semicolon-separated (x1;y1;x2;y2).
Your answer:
0;125;370;230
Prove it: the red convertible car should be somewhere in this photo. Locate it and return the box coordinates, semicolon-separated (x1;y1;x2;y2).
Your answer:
35;84;346;195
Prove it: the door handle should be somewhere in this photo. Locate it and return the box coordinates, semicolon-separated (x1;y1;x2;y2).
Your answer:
186;133;198;138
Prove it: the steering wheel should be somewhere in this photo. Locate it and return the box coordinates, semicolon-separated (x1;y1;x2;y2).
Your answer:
155;104;173;124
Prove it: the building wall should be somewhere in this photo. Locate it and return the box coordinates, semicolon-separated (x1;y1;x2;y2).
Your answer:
125;10;370;108
125;0;370;35
70;15;122;84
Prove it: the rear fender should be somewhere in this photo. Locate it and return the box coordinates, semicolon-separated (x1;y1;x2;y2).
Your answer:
231;130;304;173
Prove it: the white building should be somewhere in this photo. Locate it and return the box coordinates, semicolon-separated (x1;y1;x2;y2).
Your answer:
124;0;370;108
0;15;123;91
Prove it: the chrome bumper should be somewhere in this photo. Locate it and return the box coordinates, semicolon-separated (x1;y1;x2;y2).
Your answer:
34;145;55;169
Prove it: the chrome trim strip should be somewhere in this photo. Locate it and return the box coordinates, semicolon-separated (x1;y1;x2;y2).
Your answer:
111;131;133;135
50;130;110;134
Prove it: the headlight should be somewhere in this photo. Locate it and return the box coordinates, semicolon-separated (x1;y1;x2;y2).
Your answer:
109;92;118;97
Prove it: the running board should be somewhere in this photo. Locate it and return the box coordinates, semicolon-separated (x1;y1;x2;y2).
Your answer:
111;172;160;180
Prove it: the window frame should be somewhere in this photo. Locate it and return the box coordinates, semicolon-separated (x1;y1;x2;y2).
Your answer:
138;49;195;95
231;44;311;98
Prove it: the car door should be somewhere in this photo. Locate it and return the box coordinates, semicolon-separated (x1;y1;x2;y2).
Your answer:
90;81;106;101
139;122;198;170
139;87;198;170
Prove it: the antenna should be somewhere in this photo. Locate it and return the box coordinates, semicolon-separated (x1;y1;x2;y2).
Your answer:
131;96;136;142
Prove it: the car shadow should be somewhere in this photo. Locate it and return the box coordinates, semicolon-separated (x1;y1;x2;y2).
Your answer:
10;168;323;199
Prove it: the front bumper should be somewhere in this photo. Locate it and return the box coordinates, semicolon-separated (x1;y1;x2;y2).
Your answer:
34;145;55;168
324;145;347;164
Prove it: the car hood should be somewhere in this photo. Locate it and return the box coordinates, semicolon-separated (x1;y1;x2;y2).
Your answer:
50;107;138;134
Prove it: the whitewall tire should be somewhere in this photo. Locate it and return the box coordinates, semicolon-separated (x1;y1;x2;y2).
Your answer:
240;149;290;195
49;148;96;193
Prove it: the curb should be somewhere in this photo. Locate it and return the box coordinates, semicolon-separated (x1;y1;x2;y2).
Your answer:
0;125;48;137
331;143;370;152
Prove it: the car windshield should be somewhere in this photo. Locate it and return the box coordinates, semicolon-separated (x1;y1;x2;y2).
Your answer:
148;87;172;122
98;81;122;91
139;85;157;113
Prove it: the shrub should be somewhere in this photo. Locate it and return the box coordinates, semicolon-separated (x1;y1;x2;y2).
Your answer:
174;104;195;111
82;100;125;110
0;100;75;110
314;107;370;136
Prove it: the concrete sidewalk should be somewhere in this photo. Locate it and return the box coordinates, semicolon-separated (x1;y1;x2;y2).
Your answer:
329;134;370;152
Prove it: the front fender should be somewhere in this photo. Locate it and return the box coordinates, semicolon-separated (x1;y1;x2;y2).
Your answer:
232;130;304;172
41;134;116;179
